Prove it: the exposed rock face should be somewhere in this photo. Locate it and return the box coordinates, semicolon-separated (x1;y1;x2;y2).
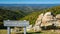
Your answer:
33;12;60;31
56;14;60;19
41;12;54;26
33;26;41;32
33;13;44;32
35;12;54;27
35;13;44;26
42;12;54;21
26;25;32;31
55;14;60;26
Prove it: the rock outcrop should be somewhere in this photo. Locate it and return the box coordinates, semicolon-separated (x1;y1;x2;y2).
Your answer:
33;12;60;31
35;13;44;26
34;12;54;27
41;12;54;26
33;13;44;32
26;25;33;31
55;14;60;26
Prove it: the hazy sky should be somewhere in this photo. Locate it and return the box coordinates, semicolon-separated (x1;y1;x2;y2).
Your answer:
0;0;60;4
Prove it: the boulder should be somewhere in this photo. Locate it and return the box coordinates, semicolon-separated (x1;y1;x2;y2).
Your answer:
34;12;55;31
33;26;41;32
55;14;60;26
55;20;60;26
56;14;60;19
33;12;60;31
26;25;32;31
41;12;54;26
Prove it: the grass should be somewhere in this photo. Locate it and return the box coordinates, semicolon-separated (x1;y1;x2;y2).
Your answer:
0;29;60;34
0;29;15;34
0;29;7;34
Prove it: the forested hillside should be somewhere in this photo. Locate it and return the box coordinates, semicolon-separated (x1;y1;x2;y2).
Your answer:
0;9;25;25
20;6;60;25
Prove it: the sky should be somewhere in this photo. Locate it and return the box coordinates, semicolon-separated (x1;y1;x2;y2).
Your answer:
0;0;60;4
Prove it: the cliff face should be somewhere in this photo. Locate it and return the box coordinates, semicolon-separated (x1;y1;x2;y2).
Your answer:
33;12;60;31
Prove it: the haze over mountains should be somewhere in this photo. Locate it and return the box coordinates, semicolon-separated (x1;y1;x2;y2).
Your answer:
0;4;60;13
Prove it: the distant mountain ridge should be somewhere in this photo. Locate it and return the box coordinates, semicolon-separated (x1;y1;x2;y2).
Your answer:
0;4;60;14
0;4;60;6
